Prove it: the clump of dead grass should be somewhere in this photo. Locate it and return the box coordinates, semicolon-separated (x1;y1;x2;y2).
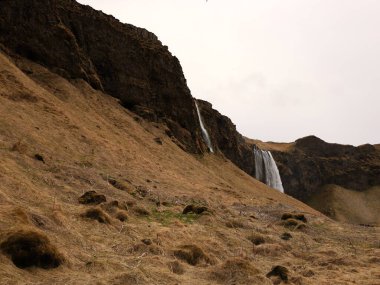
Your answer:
115;210;128;222
247;233;266;245
281;212;307;223
173;244;214;266
0;229;63;269
78;191;106;205
132;205;150;216
168;260;185;275
282;218;307;230
252;243;285;257
182;205;208;215
81;207;111;224
266;265;289;283
210;257;263;284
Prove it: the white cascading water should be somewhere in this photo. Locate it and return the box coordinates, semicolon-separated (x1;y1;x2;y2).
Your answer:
254;146;284;193
195;101;214;153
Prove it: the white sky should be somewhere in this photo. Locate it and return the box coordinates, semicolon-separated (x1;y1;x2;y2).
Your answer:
77;0;380;145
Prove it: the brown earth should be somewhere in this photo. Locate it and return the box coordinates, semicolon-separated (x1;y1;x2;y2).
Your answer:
0;50;379;284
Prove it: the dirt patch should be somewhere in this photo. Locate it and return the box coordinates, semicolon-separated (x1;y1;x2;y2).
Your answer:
266;265;289;282
0;230;63;269
282;218;307;230
182;205;208;215
281;213;307;223
78;191;106;205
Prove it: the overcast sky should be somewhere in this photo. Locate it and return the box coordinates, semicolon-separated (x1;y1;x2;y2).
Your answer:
77;0;380;145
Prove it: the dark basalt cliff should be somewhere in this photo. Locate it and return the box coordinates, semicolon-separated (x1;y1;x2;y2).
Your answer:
196;100;256;176
271;136;380;202
0;0;204;153
0;0;253;163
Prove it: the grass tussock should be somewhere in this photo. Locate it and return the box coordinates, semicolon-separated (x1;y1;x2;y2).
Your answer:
0;230;63;269
168;260;185;275
132;206;150;217
210;258;263;284
252;243;285;257
247;233;266;245
281;212;307;223
78;191;106;205
266;265;289;282
115;210;128;222
182;205;208;215
81;207;111;224
173;244;213;266
282;218;307;230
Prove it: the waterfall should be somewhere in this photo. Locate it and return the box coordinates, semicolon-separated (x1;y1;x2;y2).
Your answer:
254;146;284;193
195;101;214;153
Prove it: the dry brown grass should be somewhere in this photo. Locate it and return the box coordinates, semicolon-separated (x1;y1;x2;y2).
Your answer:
210;258;269;285
173;244;214;266
0;51;379;284
308;184;380;225
81;207;112;224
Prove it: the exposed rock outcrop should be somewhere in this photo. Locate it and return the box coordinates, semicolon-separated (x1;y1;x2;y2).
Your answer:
196;100;257;176
271;136;380;202
0;0;204;152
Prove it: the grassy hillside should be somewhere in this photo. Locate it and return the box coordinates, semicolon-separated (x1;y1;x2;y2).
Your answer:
0;52;379;284
308;185;380;225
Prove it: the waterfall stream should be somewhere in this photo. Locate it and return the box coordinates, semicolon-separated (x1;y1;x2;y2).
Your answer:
195;101;214;153
254;147;284;193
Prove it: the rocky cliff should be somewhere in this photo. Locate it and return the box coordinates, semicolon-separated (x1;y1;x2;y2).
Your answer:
196;100;257;176
0;0;205;152
271;136;380;202
0;0;265;166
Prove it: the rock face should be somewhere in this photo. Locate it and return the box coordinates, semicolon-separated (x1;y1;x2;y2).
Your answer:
0;0;256;167
196;100;256;176
271;136;380;202
0;0;204;153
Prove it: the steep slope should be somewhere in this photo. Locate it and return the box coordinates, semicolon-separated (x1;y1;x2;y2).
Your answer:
308;185;380;225
1;52;379;284
0;0;204;153
196;100;256;177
